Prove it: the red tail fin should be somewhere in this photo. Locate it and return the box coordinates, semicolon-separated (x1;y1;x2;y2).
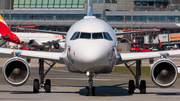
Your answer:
0;15;13;36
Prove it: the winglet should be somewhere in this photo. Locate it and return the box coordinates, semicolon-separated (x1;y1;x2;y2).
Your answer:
0;15;13;36
87;0;93;16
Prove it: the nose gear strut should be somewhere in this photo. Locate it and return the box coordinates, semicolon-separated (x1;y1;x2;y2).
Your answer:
85;71;96;96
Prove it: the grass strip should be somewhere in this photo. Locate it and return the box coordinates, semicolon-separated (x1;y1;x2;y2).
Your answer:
113;66;180;78
113;66;150;76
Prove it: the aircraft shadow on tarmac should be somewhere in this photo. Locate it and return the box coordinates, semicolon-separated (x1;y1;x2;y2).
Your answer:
0;84;180;96
0;83;130;96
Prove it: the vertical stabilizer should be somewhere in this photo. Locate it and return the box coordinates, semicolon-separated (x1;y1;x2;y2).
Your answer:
87;0;93;16
0;15;13;36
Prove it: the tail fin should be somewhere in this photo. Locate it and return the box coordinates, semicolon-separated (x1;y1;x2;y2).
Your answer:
0;15;13;36
87;0;93;16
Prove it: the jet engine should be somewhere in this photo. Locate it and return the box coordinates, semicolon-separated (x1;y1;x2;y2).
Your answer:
2;57;30;86
53;42;65;49
151;59;178;88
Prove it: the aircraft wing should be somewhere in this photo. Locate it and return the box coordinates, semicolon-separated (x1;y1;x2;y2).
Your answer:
18;28;67;35
175;23;180;27
116;29;160;35
116;50;180;64
0;47;65;61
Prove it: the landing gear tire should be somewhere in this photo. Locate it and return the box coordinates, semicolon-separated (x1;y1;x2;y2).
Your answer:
128;80;135;94
85;86;89;96
92;86;96;96
33;79;39;93
45;79;51;93
140;80;146;94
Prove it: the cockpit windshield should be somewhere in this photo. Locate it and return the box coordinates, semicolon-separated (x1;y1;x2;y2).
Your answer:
80;32;91;39
92;33;103;39
70;32;80;40
70;32;113;41
103;32;113;41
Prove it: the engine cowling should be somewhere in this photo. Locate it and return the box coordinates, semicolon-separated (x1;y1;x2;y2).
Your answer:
151;59;178;88
53;42;65;49
2;57;30;86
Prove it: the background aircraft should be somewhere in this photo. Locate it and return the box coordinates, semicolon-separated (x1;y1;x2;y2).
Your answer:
0;0;177;96
0;15;65;50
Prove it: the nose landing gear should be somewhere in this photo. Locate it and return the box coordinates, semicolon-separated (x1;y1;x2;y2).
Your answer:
85;71;96;96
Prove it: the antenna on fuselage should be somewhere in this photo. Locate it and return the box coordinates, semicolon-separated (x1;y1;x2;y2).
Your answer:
87;0;93;16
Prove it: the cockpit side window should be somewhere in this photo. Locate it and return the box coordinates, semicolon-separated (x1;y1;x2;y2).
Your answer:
80;32;91;39
70;32;80;40
92;33;103;39
103;32;113;41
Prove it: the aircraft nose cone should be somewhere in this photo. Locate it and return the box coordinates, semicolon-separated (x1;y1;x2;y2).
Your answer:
81;47;105;63
70;40;115;72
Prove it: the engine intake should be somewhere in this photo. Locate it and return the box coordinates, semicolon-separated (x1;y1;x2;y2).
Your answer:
3;57;30;86
53;42;65;49
151;59;178;88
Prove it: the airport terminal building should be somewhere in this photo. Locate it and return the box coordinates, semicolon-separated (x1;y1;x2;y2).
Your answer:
1;0;180;45
0;0;180;29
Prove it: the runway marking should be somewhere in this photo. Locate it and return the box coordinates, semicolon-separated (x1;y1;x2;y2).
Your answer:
72;93;109;101
29;78;34;81
29;77;110;100
53;69;68;72
44;68;68;72
46;78;123;81
55;86;79;91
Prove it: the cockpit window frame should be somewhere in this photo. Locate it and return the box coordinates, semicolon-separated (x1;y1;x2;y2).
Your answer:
92;32;104;39
80;32;91;39
70;32;113;41
70;32;80;40
103;32;113;41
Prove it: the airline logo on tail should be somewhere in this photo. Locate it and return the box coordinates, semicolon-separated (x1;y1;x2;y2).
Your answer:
87;0;92;16
0;15;13;36
0;15;20;44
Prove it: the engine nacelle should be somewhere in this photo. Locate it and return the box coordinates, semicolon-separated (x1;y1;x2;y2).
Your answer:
2;57;30;86
53;42;65;49
151;59;178;88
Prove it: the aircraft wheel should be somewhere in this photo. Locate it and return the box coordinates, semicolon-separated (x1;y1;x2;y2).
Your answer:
85;86;89;96
33;79;39;93
128;80;135;94
45;79;51;93
140;80;146;94
92;86;96;96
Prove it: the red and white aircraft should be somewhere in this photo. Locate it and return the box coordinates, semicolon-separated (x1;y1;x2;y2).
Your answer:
0;0;177;96
0;15;65;50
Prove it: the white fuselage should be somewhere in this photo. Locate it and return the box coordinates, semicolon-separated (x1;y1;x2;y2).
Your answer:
63;16;117;73
14;32;64;45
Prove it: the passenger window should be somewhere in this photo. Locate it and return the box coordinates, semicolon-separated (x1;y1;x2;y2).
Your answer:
92;33;103;39
70;32;80;40
80;32;91;39
103;32;113;41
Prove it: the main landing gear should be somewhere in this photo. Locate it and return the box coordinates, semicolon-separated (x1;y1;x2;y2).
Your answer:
125;60;146;94
85;71;96;96
33;59;56;93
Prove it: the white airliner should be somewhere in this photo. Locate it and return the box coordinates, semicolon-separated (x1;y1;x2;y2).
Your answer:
0;0;178;96
0;15;65;50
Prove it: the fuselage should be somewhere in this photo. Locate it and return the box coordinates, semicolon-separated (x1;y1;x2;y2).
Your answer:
64;16;117;73
2;32;65;45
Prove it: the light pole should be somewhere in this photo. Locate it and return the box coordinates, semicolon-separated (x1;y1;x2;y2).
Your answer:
131;9;134;41
9;0;12;29
3;0;4;18
123;0;125;29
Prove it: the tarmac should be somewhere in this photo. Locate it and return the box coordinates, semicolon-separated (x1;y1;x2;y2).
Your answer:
0;55;180;101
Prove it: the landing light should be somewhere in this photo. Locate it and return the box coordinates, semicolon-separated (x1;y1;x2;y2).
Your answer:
86;71;90;76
